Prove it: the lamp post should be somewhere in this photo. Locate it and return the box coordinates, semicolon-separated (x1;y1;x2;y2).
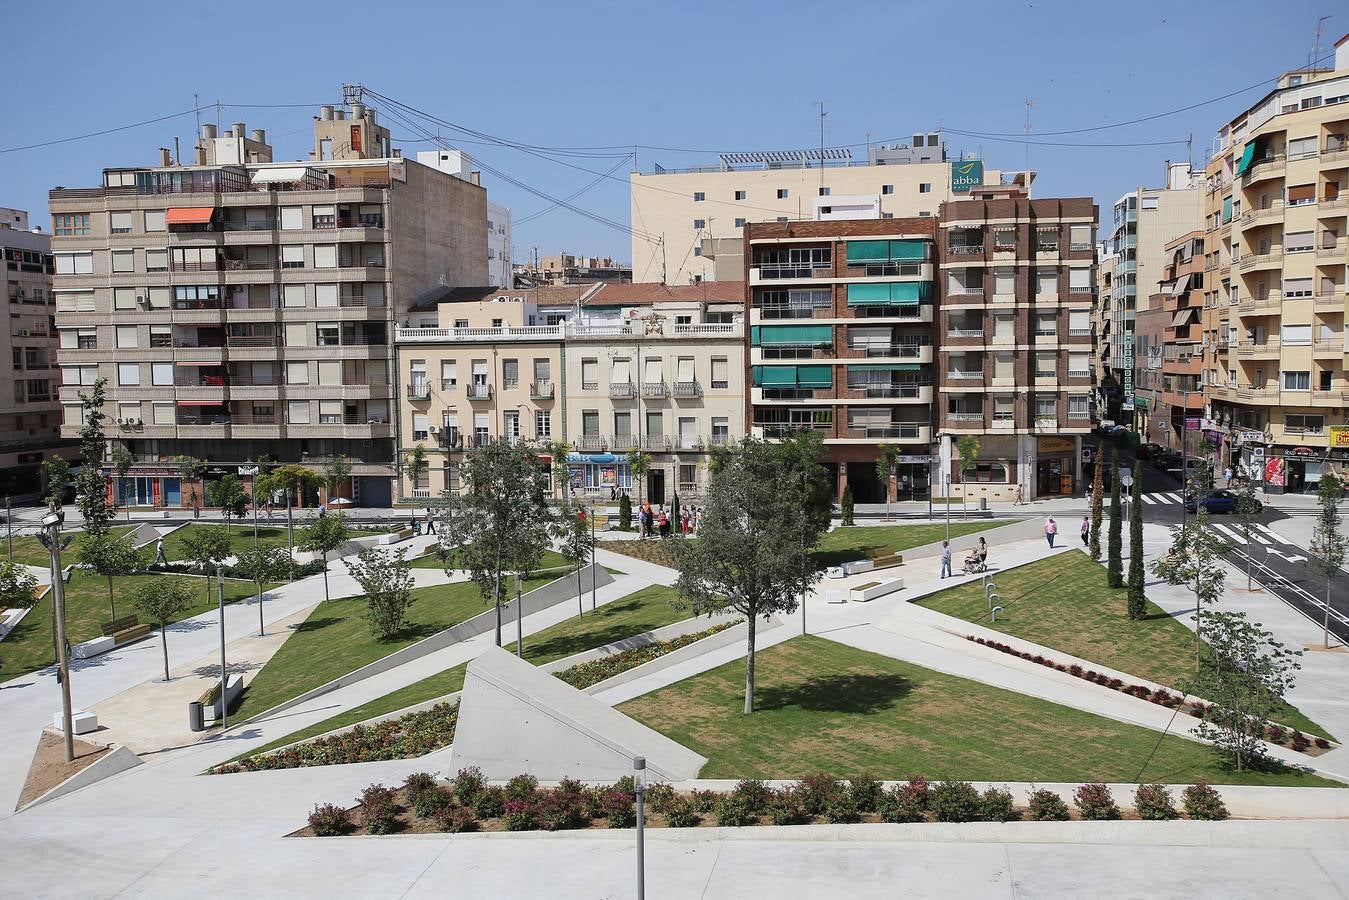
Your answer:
217;566;228;730
38;506;74;762
5;495;11;563
590;502;597;612
514;572;523;658
633;755;646;900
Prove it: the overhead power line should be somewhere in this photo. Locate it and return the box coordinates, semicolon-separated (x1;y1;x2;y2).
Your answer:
1;107;202;154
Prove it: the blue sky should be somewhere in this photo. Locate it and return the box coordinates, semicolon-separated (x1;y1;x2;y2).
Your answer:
1;0;1339;264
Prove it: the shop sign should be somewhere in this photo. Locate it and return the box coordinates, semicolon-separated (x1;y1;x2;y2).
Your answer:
1287;447;1317;457
1037;436;1075;454
895;455;933;464
1122;334;1134;408
1185;418;1201;430
1330;426;1349;449
950;159;984;194
1134;397;1149;409
1236;430;1265;444
237;465;259;476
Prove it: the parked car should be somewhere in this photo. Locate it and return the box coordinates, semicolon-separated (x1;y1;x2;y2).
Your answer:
1184;489;1259;514
1152;450;1181;472
1138;443;1163;460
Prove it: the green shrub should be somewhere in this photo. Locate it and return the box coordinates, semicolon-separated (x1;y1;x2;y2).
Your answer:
1133;783;1178;821
980;787;1019;822
645;782;676;816
1026;790;1071;822
767;786;809;826
536;788;588;831
877;785;927;823
714;794;754;827
600;789;636;828
502;799;537;831
1073;783;1120;821
901;775;931;810
797;773;842;815
412;786;452;819
402;771;437;806
504;773;539;802
453;766;486;804
841;486;855;526
848;777;883;813
470;785;505;819
1182;780;1229;821
930;781;983;823
434;805;477;833
618;493;632;531
663;793;701;828
690;789;718;813
733;779;773;816
308;802;353;836
360;784;399;834
824;792;861;824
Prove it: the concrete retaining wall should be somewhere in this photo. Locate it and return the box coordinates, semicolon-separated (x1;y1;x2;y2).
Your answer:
242;562;613;724
19;744;142;811
538;613;739;676
892;517;1039;564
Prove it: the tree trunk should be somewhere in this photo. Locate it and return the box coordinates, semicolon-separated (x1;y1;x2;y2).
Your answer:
493;575;502;647
1195;574;1202;674
321;555;330;603
257;581;265;636
577;564;583;618
743;616;757;715
106;574;116;620
160;627;170;682
1326;578;1334;649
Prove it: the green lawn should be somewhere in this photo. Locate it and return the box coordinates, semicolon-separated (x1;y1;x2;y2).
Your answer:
410;549;572;571
0;571;273;680
916;550;1332;741
239;584;690;758
812;521;1009;568
620;635;1338;786
231;571;559;721
6;525;136;569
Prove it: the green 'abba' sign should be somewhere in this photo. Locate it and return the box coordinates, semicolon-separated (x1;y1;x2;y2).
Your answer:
951;160;983;193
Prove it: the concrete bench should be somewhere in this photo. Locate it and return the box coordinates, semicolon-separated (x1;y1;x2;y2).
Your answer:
850;577;905;602
196;673;245;724
53;710;99;735
72;635;116;659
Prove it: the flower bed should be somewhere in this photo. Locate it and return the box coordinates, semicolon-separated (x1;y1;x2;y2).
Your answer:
213;702;458;773
966;635;1334;756
554;621;738;690
297;771;1231;837
599;538;684;569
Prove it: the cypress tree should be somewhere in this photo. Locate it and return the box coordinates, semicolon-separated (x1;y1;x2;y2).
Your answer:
1127;462;1146;619
1107;450;1124;588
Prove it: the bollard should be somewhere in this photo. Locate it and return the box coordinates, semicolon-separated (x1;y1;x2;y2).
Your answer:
987;592;1002;610
991;605;1004;621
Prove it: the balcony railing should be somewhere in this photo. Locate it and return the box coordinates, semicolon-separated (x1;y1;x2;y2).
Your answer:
673;380;702;398
847;383;929;399
407;382;431;400
287;413;390;426
641;381;667;399
851;425;924;439
225;335;281;347
609;382;634;399
946;328;984;338
530;381;554;399
751;263;832;280
467;383;493;400
947;412;983;421
574;435;606;451
946;370;984;380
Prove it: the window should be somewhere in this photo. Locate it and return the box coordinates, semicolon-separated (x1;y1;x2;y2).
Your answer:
116;325;138;348
693;192;705;202
1069;267;1091;291
152;402;174;425
919;183;932;193
147;287;170;308
735;190;747;200
152;362;173;385
1035;312;1056;336
777;189;789;199
962;463;1008;484
1280;324;1311;345
470;359;488;387
502;358;519;390
1282;370;1310;390
994;229;1016;251
1069;224;1091;248
535;410;551;438
1068;352;1089;376
1036;267;1058;295
313;245;337;268
1285;413;1323;433
712;417;729;443
441;361;458;389
53;214;90;236
692;219;705;230
581;358;598;389
614;411;631;438
881;212;894;219
1034;351;1057;378
734;217;746;228
993;268;1015;295
693;247;702;257
1287;184;1316;206
54;252;93;275
1068;395;1091;418
882;184;894;195
1287;135;1317;159
280;207;303;230
315;323;339;346
1069;309;1091;334
286;361;309;384
144;210;166;232
645;410;663;437
582;410;599;436
109;211;134;234
145;248;167;272
287;401;310;425
1284;277;1312;299
473;414;490;444
1035;397;1057;419
1141;195;1159;210
117;363;139;386
317;360;342;386
818;187;831;197
62;365;97;386
282;284;306;308
412;414;429;441
280;245;304;268
113;287;137;310
678;416;697;448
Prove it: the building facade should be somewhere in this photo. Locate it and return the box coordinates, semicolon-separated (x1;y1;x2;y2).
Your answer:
51;107;487;508
2;213;75;498
631;137;1009;285
935;191;1098;501
394;282;745;504
1137;232;1206;449
413;150;512;287
1199;36;1349;491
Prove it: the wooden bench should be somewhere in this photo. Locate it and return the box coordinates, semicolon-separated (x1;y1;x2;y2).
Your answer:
100;615;154;646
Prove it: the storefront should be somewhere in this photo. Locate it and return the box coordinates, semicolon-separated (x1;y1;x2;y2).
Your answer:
566;452;632;499
107;467;183;508
894;455;932;501
1035;436;1077;496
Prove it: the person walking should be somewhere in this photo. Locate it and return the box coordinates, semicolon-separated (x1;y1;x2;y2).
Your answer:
153;538;168;568
1045;517;1058;548
425;509;436;535
940;540;952;578
1013;484;1024;506
1080;515;1090;547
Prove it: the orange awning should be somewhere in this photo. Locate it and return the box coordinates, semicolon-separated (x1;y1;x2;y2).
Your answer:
165;207;215;225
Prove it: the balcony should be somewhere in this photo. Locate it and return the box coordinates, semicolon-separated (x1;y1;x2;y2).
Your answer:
407;382;431;400
467;383;493;400
1238;250;1283;272
1317;241;1345;260
946;370;984;381
609;435;636;452
225;334;281;348
1320;144;1349;168
1236;339;1280;357
1313;293;1346;311
1233;386;1281;402
1238;295;1282;313
1242;153;1285;185
845;424;928;441
947;242;984;256
1313;338;1344;356
574;435;607;451
638;435;671;451
845;383;932;401
673;380;702;398
755;303;832;321
641;381;668;399
609;382;634;400
945;328;984;341
395;324;565;343
530;381;555;400
1239;200;1284;227
749;263;833;283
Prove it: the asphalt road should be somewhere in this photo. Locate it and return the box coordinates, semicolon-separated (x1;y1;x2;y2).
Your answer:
1111;443;1349;645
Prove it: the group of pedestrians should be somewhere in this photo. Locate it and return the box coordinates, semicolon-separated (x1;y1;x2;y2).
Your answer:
637;501;700;539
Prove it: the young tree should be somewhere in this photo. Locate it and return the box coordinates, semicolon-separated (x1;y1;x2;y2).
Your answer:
207;474;249;536
445;441;552;646
673;434;830;714
403;444;429;500
618;493;632;531
74;378;113;536
1152;510;1229;671
1309;471;1346;650
841;485;855;527
174;455;207;512
875;443;900;518
627;449;653;506
77;532;142;620
347;547;414;639
1107;450;1124;588
298;512;352;603
556;501;596;617
130;578;193;682
1192;610;1301;772
1193;439;1218;492
955;435;981;517
1127;462;1146;620
1089;454;1105;562
234;545;292;636
0;562;38;675
323;454;352;503
180;526;232;605
1230;476;1262;593
255;463;322;549
43;455;71;509
110;444;133;522
550;439;572;500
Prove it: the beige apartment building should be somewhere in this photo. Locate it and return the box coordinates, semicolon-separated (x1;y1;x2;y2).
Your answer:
1;211;78;498
395;282;745;504
50;104;486;508
1199;36;1349;492
630;136;1008;285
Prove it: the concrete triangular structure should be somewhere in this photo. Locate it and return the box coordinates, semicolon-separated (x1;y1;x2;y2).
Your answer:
449;647;706;782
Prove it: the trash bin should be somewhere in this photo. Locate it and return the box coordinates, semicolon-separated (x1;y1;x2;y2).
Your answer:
980;498;988;511
188;701;204;733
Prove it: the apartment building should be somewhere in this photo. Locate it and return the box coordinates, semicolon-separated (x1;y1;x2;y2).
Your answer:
2;213;76;498
1093;240;1117;411
512;253;632;287
1101;164;1204;424
51;106;487;508
936;190;1098;501
631;136;1008;285
394;281;745;503
412;150;512;287
744;218;938;503
1135;232;1206;449
1199;35;1349;492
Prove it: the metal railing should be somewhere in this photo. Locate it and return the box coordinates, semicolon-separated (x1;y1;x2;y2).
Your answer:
407;382;431;400
467;383;493;400
530;381;554;399
946;328;984;338
672;380;702;398
946;370;984;380
641;381;667;399
946;412;983;422
847;383;929;399
609;382;634;399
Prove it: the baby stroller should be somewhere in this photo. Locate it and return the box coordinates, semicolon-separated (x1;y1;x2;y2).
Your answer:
962;548;988;574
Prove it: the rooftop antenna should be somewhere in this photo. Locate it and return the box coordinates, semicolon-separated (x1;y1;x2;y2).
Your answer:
193;92;201;153
815;101;826;193
1312;15;1331;69
1023;99;1034;173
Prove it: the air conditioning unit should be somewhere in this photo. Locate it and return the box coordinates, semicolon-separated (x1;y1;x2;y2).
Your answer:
116;418;127;425
136;294;148;307
429;425;440;433
130;418;142;426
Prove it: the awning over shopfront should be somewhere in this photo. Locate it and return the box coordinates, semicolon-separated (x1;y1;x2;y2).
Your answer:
164;207;215;225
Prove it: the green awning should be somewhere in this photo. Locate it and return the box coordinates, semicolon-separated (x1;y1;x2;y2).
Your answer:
846;240;891;263
890;282;931;303
889;239;927;260
849;364;921;372
752;366;797;387
795;365;833;388
845;282;932;305
752;324;833;346
846;283;893;304
1235;141;1257;177
1221;196;1233;223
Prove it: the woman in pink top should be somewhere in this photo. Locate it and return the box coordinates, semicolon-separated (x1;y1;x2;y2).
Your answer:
1045;517;1058;548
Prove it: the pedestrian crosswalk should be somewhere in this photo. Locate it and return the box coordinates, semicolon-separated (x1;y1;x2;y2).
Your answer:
1209;522;1295;547
1138;492;1186;505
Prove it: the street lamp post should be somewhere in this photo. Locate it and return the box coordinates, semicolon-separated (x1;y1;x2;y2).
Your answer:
217;566;228;730
38;506;74;762
5;495;12;563
633;755;646;900
590;503;597;612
